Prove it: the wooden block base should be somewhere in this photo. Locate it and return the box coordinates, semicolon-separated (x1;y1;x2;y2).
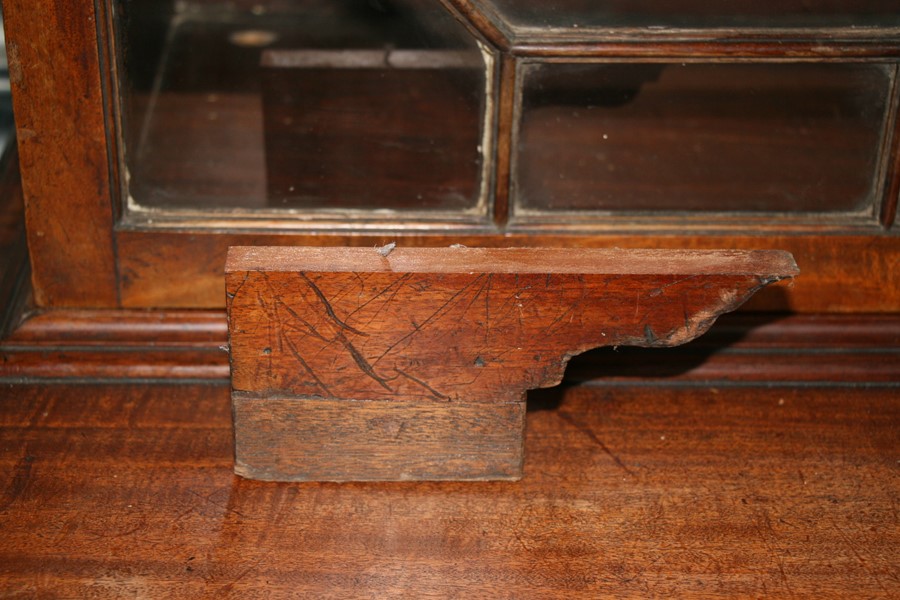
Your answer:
233;393;525;482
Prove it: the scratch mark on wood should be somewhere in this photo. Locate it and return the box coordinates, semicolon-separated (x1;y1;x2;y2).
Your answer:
831;519;889;594
362;278;414;330
485;273;493;325
226;272;250;301
348;273;412;319
393;368;451;401
299;272;368;337
648;274;702;298
325;277;367;307
490;289;517;323
253;287;281;381
186;489;247;519
277;301;331;344
0;452;34;512
459;272;494;322
219;555;268;594
337;332;393;392
543;298;580;335
374;274;485;364
751;508;796;597
283;334;333;398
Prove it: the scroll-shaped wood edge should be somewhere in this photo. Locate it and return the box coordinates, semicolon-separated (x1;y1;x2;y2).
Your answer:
226;247;798;405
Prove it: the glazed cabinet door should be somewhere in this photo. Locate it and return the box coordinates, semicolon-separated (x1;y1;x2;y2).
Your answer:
3;0;898;310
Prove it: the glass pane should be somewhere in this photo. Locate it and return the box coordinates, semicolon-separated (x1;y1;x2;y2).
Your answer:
515;63;892;214
476;0;900;32
116;0;489;214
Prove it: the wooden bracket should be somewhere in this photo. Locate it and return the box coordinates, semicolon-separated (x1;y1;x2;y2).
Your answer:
226;246;798;481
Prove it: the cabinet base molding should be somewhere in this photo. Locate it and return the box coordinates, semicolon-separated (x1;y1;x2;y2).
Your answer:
1;307;896;387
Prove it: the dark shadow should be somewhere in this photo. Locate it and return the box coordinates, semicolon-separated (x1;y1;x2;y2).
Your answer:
741;283;794;313
530;310;794;392
526;384;574;413
525;63;666;109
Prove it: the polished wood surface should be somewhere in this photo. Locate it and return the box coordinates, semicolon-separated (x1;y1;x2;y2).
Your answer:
3;0;119;307
0;382;896;597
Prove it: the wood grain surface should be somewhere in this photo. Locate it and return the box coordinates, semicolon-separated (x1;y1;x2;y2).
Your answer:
3;0;119;307
233;394;526;481
0;382;897;597
227;247;797;401
226;246;795;481
2;310;897;386
116;231;889;312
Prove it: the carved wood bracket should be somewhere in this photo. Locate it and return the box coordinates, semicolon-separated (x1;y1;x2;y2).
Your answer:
226;246;797;481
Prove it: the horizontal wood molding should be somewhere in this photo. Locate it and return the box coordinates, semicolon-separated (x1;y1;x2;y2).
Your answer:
6;309;227;345
1;309;229;381
511;39;900;59
115;231;898;312
1;307;896;386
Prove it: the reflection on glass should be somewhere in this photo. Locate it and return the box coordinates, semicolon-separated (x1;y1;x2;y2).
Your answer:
117;0;487;213
476;0;900;31
515;63;891;214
